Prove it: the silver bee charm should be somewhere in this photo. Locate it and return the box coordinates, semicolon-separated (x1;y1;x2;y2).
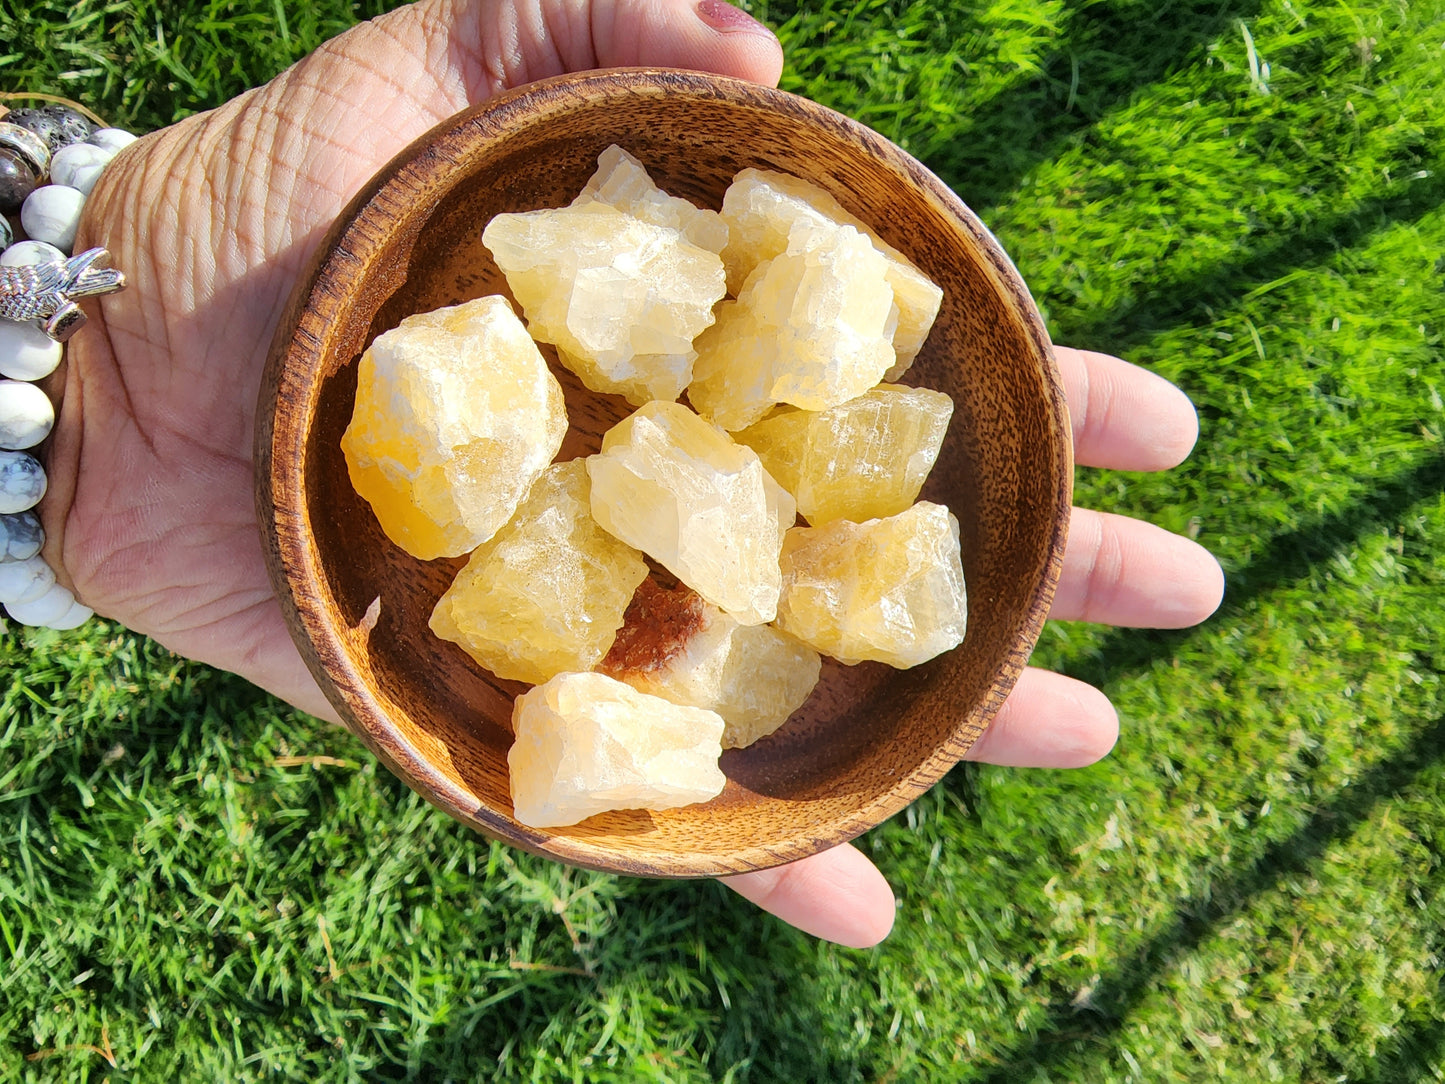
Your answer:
0;248;127;342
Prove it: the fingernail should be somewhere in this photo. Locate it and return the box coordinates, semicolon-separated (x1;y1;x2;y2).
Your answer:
696;0;773;35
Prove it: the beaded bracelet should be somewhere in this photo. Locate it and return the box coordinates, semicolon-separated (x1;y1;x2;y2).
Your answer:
0;96;133;631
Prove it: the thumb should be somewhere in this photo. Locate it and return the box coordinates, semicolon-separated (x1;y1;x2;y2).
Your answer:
722;842;898;948
463;0;786;92
309;0;783;124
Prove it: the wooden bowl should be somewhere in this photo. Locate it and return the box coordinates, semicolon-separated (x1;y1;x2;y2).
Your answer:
257;69;1071;877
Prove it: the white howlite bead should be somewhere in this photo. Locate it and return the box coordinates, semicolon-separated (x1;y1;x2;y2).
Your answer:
1;240;66;268
89;128;138;155
0;554;56;604
0;319;63;381
20;185;87;254
50;141;114;196
45;598;94;630
5;581;75;626
0;511;44;560
0;450;46;513
0;381;55;450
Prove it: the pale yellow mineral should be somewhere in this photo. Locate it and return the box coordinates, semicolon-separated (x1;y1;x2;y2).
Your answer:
735;384;954;525
429;460;649;684
775;501;967;668
685;297;774;431
573;145;729;256
598;580;821;749
721;168;943;377
508;671;727;828
483;203;726;406
341;295;567;559
688;220;896;430
586;401;794;625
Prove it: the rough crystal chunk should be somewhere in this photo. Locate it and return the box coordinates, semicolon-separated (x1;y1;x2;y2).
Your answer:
599;579;822;749
735;384;954;525
682;298;772;431
508;671;726;828
347;296;570;559
688;220;896;430
484;203;726;406
573;145;729;256
721;169;943;377
586;401;794;625
775;502;967;667
430;461;649;685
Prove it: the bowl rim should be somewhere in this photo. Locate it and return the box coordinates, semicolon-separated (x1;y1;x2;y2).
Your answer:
256;67;1073;877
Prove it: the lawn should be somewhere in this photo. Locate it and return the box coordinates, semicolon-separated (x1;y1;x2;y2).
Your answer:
2;0;1443;1079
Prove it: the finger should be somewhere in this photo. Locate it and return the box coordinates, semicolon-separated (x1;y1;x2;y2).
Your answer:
375;0;783;109
720;842;896;947
1052;507;1225;627
965;667;1119;767
1055;347;1199;471
576;0;784;86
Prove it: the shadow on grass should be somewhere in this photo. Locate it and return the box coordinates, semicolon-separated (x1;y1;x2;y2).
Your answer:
1362;1013;1445;1083
1063;449;1445;694
966;707;1445;1083
926;0;1266;208
1052;154;1445;350
938;452;1445;1079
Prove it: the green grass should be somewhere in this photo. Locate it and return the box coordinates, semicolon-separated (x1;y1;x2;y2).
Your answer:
3;0;1445;1079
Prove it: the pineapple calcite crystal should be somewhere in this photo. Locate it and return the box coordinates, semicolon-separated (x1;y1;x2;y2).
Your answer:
429;461;649;685
508;671;727;828
599;579;822;749
484;187;726;407
586;401;795;625
340;295;566;559
720;168;944;379
735;384;954;525
775;502;967;668
573;145;729;257
688;220;898;431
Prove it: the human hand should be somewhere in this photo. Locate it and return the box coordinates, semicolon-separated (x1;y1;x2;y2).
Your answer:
725;346;1223;944
46;0;1221;948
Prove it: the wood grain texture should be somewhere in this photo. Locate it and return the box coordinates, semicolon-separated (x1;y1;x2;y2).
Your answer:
255;69;1071;877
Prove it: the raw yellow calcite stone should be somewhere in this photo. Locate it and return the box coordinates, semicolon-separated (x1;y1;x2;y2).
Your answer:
586;401;794;625
340;295;566;559
429;461;649;685
688;220;896;430
775;502;967;668
483;203;726;406
735;384;954;525
683;298;771;431
573;145;729;257
599;580;822;749
508;671;726;828
720;168;944;378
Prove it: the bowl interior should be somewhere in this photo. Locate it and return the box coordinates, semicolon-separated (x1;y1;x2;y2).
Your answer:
258;69;1070;877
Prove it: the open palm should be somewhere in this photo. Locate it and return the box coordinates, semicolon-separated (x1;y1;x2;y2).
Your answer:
48;0;1221;947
